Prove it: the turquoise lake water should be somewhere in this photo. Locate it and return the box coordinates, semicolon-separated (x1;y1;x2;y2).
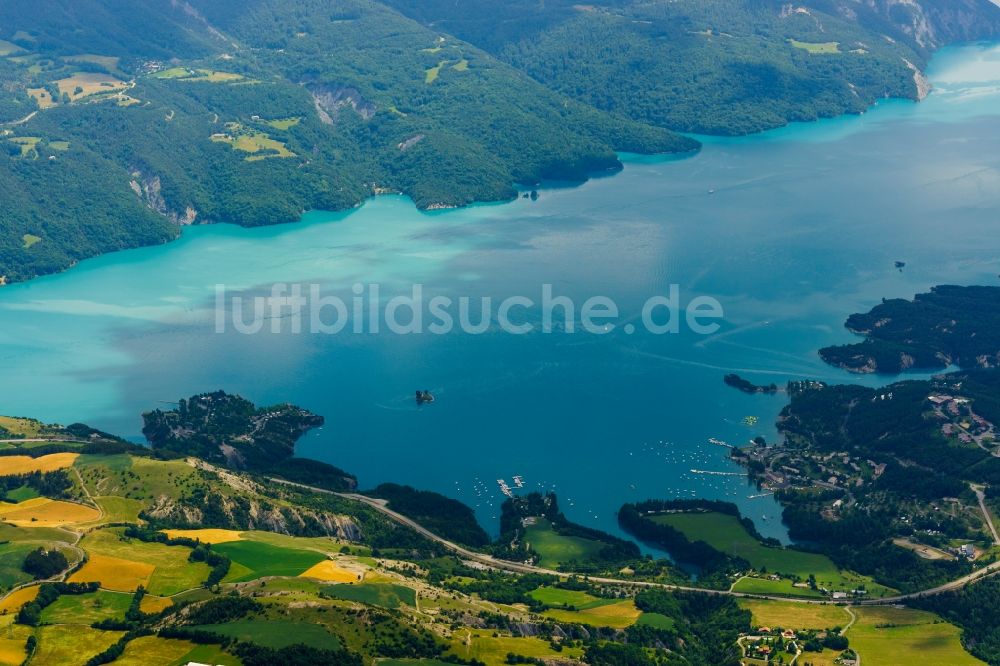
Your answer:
3;43;1000;542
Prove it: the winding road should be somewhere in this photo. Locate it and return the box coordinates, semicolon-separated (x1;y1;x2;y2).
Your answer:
269;479;1000;605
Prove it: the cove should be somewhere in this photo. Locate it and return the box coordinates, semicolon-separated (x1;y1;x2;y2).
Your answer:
2;42;1000;543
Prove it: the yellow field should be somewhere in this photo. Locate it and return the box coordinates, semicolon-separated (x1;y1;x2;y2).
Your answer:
27;88;56;109
69;553;155;591
55;73;127;101
0;497;99;526
0;586;38;613
740;599;852;630
163;528;243;544
112;636;194;665
33;626;125;665
300;560;363;583
543;600;641;628
139;595;173;614
0;452;79;475
0;621;32;666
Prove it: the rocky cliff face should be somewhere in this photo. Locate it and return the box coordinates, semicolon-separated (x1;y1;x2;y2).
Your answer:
835;0;1000;52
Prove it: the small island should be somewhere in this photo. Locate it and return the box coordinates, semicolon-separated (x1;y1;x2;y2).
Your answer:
724;373;778;394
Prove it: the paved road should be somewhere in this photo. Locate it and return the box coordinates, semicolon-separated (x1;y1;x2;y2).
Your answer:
271;478;1000;605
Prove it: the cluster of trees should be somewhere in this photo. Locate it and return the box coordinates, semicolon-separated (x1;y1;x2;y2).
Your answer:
368;483;490;548
21;547;68;579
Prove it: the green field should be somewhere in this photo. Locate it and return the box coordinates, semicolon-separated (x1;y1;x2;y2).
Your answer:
323;582;417;609
77;528;210;595
652;512;890;595
523;519;604;569
94;496;144;523
33;626;125;665
731;576;825;598
848;606;984;665
542;600;641;628
790;39;841;54
40;590;132;625
528;586;609;609
215;540;326;582
112;636;241;666
0;542;38;590
636;612;675;630
739;599;851;630
3;485;39;502
193;619;340;650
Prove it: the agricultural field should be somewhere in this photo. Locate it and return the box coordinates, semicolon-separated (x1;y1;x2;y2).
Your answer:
211;125;295;161
652;511;892;596
192;619;340;650
153;67;245;82
323;582;417;609
112;636;240;666
542;599;641;628
54;72;127;101
93;495;144;523
7;137;39;158
32;626;125;665
0;542;40;590
300;559;363;582
731;576;825;598
266;117;301;130
447;629;584;666
0;615;32;666
789;39;841;54
523;518;604;568
40;589;132;625
847;606;984;665
26;88;55;109
739;599;851;630
64;54;120;70
0;496;99;526
0;453;78;475
635;612;675;630
0;585;38;613
69;553;155;592
163;528;243;544
214;539;326;582
72;528;210;595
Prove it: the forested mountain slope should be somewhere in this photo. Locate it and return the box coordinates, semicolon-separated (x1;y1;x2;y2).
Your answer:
1;0;998;284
